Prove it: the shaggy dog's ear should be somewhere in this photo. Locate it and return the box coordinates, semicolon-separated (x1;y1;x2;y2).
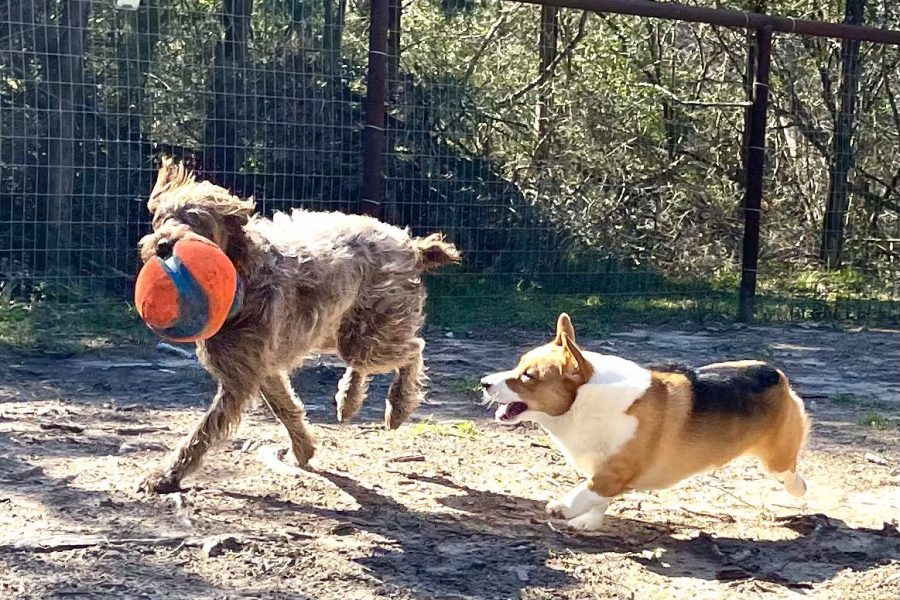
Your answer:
223;195;256;224
222;195;256;269
148;156;195;214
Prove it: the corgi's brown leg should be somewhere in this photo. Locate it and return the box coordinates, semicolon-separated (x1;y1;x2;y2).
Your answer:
587;469;630;498
775;469;807;497
761;438;806;497
757;388;809;497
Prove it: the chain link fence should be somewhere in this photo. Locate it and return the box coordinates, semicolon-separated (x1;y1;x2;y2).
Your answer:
1;0;898;327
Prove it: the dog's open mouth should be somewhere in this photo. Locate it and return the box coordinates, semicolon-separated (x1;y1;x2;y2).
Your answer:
495;401;528;422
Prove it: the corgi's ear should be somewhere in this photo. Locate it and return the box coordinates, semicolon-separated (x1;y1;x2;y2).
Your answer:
561;334;593;384
554;312;576;345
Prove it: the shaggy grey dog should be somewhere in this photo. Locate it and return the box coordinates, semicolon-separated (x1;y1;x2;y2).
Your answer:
136;159;459;494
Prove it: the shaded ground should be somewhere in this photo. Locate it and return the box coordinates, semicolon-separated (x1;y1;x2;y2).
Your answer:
0;323;898;599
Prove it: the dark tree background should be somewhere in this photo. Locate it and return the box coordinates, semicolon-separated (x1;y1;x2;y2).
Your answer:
0;0;897;316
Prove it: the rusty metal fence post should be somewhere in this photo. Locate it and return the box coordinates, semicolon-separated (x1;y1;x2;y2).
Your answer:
361;0;389;219
737;26;773;322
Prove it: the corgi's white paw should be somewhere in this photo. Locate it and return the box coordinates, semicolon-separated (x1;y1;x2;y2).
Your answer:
566;508;606;531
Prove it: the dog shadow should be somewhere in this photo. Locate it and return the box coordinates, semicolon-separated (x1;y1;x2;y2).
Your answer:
634;512;900;589
308;470;586;597
226;469;657;598
260;470;900;597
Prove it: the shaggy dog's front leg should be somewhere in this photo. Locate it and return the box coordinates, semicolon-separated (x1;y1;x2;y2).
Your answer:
138;380;253;494
261;372;316;465
335;367;369;423
385;350;425;429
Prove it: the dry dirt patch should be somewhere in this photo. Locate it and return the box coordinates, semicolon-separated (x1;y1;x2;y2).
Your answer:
0;324;898;599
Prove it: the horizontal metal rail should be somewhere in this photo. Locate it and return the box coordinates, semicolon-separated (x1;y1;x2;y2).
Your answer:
516;0;900;44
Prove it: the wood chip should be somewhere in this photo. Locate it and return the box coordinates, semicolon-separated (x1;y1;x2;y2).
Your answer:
114;426;168;436
716;567;753;581
387;454;426;463
865;452;891;466
39;422;84;434
0;533;274;555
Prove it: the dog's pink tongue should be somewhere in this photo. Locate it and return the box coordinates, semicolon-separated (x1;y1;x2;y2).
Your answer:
496;402;527;421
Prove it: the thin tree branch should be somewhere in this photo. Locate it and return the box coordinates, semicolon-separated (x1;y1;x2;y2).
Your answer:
498;11;589;107
461;6;521;87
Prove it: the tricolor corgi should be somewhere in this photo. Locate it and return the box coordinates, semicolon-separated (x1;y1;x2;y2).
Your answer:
481;313;809;531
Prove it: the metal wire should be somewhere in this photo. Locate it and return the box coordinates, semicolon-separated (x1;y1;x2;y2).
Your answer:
0;0;897;325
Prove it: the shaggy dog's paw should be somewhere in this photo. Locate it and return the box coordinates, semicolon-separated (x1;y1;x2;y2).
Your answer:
137;469;182;495
290;436;316;467
335;393;363;423
566;509;605;532
385;402;417;430
385;412;406;430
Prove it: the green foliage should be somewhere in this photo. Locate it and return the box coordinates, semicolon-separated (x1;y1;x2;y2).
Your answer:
856;411;892;430
447;376;482;396
409;416;479;438
1;0;898;327
0;281;150;354
833;393;861;405
425;277;739;334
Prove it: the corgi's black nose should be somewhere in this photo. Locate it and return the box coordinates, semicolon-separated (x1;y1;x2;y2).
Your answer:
479;377;493;390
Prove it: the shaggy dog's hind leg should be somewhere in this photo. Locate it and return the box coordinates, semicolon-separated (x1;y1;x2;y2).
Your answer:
138;380;253;494
261;372;316;466
386;344;425;430
335;367;369;423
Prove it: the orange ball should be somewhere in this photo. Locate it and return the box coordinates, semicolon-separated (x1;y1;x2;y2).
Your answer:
134;238;240;342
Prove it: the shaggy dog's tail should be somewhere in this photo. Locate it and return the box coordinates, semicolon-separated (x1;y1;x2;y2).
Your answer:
413;233;461;272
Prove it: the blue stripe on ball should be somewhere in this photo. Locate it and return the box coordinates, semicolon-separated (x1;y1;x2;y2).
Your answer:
151;254;209;339
227;275;244;321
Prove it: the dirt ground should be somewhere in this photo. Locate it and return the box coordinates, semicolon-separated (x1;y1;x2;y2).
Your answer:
0;323;898;599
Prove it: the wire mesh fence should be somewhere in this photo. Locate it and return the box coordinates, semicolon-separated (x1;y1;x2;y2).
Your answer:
1;0;898;328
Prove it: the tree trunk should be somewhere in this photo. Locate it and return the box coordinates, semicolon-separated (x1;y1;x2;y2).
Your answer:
41;0;90;277
323;0;346;78
535;6;558;161
644;22;676;160
120;0;167;144
323;0;336;75
204;0;254;194
338;0;347;68
117;0;167;284
388;0;401;87
820;0;865;269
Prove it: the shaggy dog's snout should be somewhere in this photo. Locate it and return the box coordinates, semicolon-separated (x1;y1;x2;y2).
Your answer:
156;238;174;259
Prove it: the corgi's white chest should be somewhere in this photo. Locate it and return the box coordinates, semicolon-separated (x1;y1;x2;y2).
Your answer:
535;352;651;477
543;416;637;476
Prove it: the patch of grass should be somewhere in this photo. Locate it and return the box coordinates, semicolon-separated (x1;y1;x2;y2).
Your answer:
428;292;729;336
856;411;892;430
0;297;152;355
426;283;736;335
453;420;478;437
425;270;900;334
834;393;861;405
447;376;482;396
409;416;479;439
